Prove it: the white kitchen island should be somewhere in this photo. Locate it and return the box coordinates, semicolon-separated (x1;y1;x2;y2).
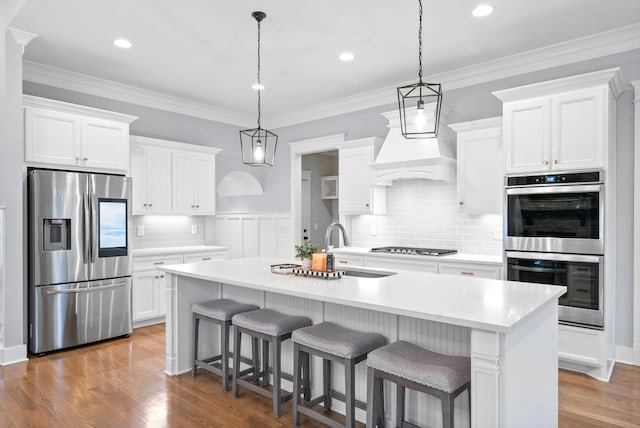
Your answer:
159;257;565;428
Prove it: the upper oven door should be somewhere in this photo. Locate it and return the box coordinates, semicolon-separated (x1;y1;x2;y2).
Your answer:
505;183;604;254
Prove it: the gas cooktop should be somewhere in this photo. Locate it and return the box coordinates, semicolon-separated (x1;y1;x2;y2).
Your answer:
370;247;458;256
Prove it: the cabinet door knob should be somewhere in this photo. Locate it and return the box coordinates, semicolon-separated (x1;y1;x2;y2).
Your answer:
461;271;474;276
75;156;81;161
196;204;200;208
543;160;549;165
458;201;464;206
83;157;88;162
148;203;152;207
365;203;370;207
143;203;148;207
553;159;558;164
191;205;195;208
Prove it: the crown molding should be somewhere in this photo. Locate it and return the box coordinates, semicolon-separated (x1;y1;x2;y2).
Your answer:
8;27;37;54
21;23;640;130
271;23;640;128
22;61;252;127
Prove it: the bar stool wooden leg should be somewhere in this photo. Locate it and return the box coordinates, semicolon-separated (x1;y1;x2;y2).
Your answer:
302;351;311;401
441;391;454;428
345;359;355;428
262;339;270;386
292;342;302;427
323;358;332;410
272;336;283;417
232;327;242;398
220;320;230;391
396;384;405;428
366;366;376;428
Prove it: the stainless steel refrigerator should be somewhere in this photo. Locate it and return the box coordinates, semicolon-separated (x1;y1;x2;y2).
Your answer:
28;169;133;354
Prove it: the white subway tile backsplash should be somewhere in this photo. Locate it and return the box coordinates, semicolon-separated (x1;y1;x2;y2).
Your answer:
132;216;206;249
350;180;502;256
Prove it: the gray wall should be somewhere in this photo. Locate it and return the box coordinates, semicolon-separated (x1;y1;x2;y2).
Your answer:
0;27;26;356
301;152;338;246
23;48;640;349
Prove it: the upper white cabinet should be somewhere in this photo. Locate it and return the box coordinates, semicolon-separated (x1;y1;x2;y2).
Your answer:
172;151;216;214
129;136;221;216
130;141;173;215
24;95;137;173
494;68;623;174
449;117;503;214
338;138;386;215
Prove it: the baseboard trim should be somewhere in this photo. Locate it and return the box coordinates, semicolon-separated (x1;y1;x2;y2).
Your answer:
633;343;640;365
615;345;635;365
0;344;28;366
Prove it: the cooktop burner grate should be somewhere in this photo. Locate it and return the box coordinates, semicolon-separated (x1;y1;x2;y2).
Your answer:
370;246;457;256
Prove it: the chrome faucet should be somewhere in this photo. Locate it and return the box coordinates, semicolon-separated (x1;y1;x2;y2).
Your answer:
324;222;350;252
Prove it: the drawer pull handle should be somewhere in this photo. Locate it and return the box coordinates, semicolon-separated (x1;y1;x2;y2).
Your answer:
460;272;474;276
202;257;211;261
153;261;165;265
337;260;348;264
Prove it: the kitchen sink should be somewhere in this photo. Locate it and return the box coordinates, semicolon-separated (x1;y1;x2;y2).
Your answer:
341;267;397;278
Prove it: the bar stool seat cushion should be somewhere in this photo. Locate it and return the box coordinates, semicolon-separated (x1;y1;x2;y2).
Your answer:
192;299;259;321
232;308;311;336
367;340;470;393
292;321;386;359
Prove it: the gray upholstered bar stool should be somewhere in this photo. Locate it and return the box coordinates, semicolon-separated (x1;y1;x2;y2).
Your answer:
231;308;312;417
192;299;259;391
366;340;471;428
291;321;386;428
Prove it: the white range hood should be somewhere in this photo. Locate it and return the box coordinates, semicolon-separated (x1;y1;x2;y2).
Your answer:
371;106;456;185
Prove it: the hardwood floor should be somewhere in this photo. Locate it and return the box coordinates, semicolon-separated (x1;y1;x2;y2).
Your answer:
1;324;638;427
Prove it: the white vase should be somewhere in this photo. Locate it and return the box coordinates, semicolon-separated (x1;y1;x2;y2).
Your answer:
301;259;312;270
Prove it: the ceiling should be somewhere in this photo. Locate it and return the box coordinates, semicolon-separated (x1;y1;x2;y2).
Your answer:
11;0;640;127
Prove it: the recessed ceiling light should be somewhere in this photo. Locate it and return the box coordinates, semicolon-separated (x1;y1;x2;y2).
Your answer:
113;38;132;49
252;83;264;90
339;52;355;62
472;4;493;17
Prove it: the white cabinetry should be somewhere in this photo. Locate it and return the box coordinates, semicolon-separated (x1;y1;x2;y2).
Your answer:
172;151;216;214
333;253;364;268
132;254;182;325
338;138;386;215
494;68;621;174
132;248;227;327
130;142;172;215
365;256;438;274
24;95;137;173
448;117;503;214
129;136;221;216
438;261;502;279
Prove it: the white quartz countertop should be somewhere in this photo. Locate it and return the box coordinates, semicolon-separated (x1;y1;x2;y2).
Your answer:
159;257;564;333
331;247;503;265
132;245;227;257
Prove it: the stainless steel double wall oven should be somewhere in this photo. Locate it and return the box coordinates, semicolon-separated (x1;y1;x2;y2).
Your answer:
504;170;605;328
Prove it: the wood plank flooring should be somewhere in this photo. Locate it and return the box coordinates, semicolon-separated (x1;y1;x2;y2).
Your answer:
1;324;639;427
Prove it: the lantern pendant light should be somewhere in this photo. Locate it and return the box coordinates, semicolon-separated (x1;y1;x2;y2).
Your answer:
397;0;443;139
240;11;278;166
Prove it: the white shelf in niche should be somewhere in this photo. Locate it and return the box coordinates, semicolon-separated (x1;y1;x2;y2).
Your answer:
321;175;338;199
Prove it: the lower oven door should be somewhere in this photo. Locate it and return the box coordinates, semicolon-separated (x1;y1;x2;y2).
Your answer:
505;251;604;328
29;277;132;354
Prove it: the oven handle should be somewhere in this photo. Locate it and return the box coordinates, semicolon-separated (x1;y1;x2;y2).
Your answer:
505;183;603;195
505;251;603;264
45;281;128;295
509;265;566;274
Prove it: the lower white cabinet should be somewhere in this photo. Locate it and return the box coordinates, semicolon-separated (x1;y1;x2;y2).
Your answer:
365;256;438;274
333;253;364;268
132;249;227;327
438;261;502;279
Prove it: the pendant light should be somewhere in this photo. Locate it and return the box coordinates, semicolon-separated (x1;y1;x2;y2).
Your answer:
240;11;278;166
397;0;443;138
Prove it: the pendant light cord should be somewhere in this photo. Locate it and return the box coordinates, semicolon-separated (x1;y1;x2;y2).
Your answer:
418;0;423;83
256;17;262;129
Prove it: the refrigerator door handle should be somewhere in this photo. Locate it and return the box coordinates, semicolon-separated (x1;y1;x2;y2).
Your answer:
83;193;91;264
90;194;98;263
45;281;128;295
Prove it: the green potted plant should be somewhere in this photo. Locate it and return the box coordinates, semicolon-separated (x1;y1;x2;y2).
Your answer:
295;241;320;270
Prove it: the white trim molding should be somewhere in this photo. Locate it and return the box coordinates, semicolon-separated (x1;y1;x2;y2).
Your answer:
20;24;640;130
632;80;640;365
7;27;37;54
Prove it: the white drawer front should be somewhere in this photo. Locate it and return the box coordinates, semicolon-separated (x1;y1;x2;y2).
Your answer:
333;254;364;267
365;256;438;273
558;324;604;367
438;262;502;279
183;251;227;264
133;255;183;271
